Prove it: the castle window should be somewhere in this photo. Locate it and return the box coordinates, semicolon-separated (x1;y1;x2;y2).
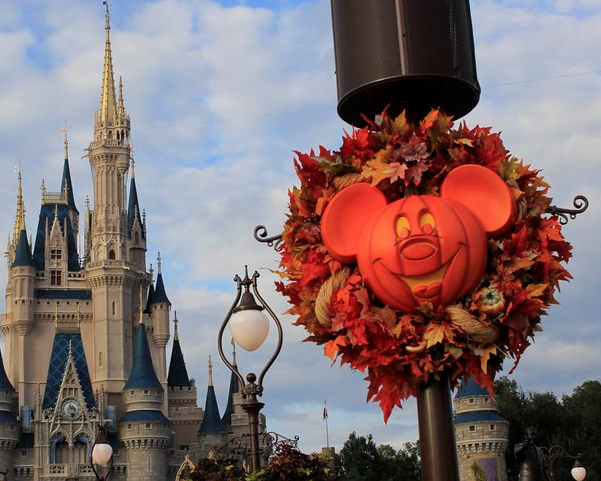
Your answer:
490;425;496;431
469;425;475;432
112;301;116;316
127;424;132;430
50;270;62;286
144;389;149;395
108;249;116;260
145;423;151;429
21;450;27;456
50;249;62;260
469;398;475;404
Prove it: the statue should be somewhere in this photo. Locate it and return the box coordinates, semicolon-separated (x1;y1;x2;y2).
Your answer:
513;427;553;481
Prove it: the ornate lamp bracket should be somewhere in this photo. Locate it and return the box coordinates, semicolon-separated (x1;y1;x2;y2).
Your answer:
546;195;589;225
253;225;283;252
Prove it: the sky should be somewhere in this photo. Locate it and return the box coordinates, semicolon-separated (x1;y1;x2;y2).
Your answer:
0;0;599;455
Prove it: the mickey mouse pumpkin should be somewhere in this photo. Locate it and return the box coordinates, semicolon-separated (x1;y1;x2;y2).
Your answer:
321;164;516;311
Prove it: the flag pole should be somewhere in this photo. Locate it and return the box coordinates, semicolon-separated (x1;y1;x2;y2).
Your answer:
323;400;330;448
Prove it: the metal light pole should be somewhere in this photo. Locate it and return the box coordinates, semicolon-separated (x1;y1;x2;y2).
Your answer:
217;267;283;473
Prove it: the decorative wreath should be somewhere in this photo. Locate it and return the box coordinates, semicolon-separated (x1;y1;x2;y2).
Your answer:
275;110;572;421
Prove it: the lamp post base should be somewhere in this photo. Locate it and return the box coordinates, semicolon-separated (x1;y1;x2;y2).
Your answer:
417;373;460;481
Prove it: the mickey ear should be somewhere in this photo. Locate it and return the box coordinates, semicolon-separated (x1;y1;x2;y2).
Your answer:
441;164;516;237
321;183;387;263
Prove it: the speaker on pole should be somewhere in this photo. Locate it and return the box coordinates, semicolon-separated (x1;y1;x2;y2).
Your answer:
331;0;480;127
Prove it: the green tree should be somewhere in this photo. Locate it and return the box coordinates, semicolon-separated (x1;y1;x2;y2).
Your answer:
339;432;420;481
496;377;601;481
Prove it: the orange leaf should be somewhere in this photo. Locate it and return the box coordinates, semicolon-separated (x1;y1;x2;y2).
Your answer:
324;339;339;360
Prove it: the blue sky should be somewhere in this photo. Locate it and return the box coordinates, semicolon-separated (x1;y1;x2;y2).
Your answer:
0;0;600;453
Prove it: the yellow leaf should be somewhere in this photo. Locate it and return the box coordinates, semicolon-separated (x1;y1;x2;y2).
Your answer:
506;257;535;274
526;283;548;297
455;138;474;147
363;145;394;186
480;345;497;374
424;323;445;348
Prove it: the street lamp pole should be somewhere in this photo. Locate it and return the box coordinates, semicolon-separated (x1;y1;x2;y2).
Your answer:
217;267;284;473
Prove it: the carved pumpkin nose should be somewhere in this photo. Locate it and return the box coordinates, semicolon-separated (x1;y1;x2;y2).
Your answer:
400;239;437;261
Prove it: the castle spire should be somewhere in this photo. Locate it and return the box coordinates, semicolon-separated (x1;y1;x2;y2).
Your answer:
198;356;225;434
152;253;170;304
99;0;118;126
13;166;26;244
167;312;191;388
221;339;240;426
61;128;78;213
127;154;143;237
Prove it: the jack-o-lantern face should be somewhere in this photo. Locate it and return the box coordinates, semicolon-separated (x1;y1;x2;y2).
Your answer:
321;164;516;311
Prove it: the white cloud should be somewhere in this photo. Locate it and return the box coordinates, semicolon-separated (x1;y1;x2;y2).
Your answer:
0;0;599;454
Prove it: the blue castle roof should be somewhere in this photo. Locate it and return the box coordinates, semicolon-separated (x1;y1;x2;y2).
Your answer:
127;177;144;238
0;348;15;392
454;410;507;424
152;272;170;305
198;385;225;434
61;158;78;213
42;333;96;410
33;203;80;272
120;410;169;424
455;378;490;399
12;230;33;267
167;337;190;388
124;323;162;390
221;368;239;425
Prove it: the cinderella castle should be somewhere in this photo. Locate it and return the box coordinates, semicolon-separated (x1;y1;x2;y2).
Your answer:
0;4;265;481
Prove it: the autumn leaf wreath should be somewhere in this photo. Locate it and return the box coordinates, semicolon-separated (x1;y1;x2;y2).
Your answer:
276;110;572;420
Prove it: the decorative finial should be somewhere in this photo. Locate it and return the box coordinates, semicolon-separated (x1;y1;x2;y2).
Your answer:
208;356;213;387
157;252;162;274
13;164;26;242
85;195;90;210
174;312;179;341
41;178;46;195
149;263;154;282
104;0;110;34
60;124;70;160
130;152;135;179
142;209;147;225
68;340;73;358
139;286;144;324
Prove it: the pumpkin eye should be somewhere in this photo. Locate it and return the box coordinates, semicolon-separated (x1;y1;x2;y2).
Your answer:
419;213;436;234
395;216;411;239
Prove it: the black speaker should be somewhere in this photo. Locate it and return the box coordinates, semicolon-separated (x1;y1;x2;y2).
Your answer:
331;0;480;127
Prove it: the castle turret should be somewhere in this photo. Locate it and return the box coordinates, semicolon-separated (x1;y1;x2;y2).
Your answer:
61;131;79;236
167;314;202;451
149;254;170;387
454;379;509;481
0;348;19;481
126;157;146;270
118;311;170;481
5;171;36;404
197;357;226;455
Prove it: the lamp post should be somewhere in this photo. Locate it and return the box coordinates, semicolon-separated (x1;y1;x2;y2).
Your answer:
217;267;284;473
90;424;113;481
545;446;586;481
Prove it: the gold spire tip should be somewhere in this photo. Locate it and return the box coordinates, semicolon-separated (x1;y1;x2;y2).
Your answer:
173;312;179;340
157;252;162;274
208;356;213;386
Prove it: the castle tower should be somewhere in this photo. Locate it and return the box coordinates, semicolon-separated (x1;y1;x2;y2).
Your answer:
167;313;203;452
221;343;239;429
148;254;170;395
197;357;227;456
0;348;19;481
83;1;147;407
454;379;509;481
118;313;170;481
